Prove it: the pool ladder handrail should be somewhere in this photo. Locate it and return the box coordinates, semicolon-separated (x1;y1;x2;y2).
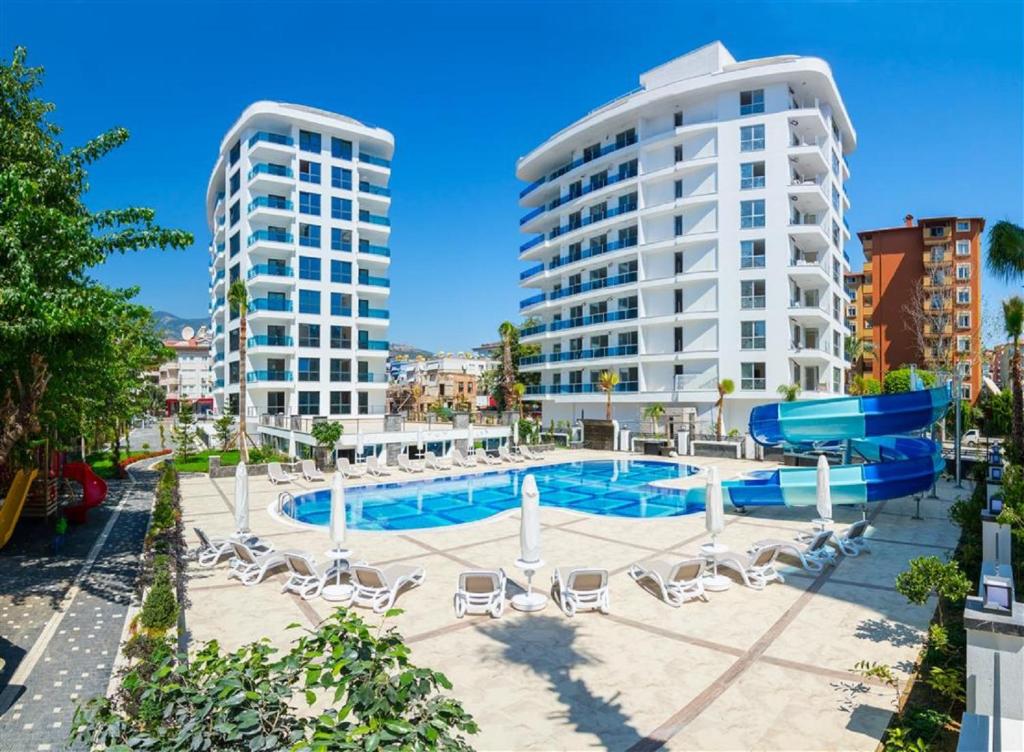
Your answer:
278;491;294;516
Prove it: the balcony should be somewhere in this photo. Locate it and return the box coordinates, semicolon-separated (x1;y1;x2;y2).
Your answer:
519;344;638;367
248;335;294;348
539;308;638;335
210;296;225;312
550;271;636;302
247;264;294;280
520;263;545;281
213;352;225;362
248;297;293;313
247;370;294;383
358;152;391;169
358;211;390;227
673;371;719;392
214;378;224;388
357;373;376;383
548;200;637;240
520;177;545;199
248;229;293;247
248;163;293;181
209;270;225;289
520;235;545;254
359;181;391;197
526;381;639;396
358;274;391;288
358;307;390;319
359;339;389;351
550;235;638;271
248;131;293;148
521;169;637;226
519;293;545;310
248;196;293;213
358;242;391;257
548;136;638;183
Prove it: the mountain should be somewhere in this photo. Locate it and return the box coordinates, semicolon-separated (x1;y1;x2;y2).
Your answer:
152;311;209;339
389;342;434;359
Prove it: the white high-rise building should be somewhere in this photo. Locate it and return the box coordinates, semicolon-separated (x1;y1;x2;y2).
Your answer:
516;42;855;433
207;102;393;430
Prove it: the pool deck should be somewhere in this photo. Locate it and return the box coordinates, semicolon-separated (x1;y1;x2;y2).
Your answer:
180;449;963;751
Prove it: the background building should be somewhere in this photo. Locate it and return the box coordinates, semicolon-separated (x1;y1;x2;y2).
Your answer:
515;42;855;434
158;325;213;414
206;101;393;440
388;354;497;415
844;270;875;378
853;214;984;401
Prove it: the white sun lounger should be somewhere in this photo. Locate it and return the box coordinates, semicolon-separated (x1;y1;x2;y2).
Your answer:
228;541;293;585
453;569;507;618
299;459;325;482
479;450;502;466
366;455;391;478
715;544;785;590
267;462;295;485
280;551;333;600
193;527;271;568
627;557;707;606
347;563;426;613
834;519;871;556
499;445;525;463
519;445;542;461
751;529;837;572
452;449;477;468
424;451;452;471
398;454;425;474
337;457;367;479
552;566;610;616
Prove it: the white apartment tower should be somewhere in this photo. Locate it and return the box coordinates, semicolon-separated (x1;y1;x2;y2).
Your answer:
207;102;393;424
516;42;856;433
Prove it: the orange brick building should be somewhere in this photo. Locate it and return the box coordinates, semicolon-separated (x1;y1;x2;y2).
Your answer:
848;215;984;402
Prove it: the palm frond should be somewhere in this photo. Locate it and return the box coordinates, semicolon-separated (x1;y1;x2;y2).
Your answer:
986;221;1024;283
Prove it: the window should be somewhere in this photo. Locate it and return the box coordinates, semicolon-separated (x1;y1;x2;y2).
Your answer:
229;329;239;353
929;226;946;238
299;289;320;314
229;201;240;226
330;391;351;415
740;125;765;152
299;160;321;184
298;224;321;248
672;326;683;352
957;336;971;353
228;361;239;384
299;192;320;215
229;233;240;257
740;162;765;189
741;362;766;390
331;197;352;220
741;321;766;349
741;280;766;309
957;264;971;280
229;140;240;166
832;367;841;394
957;287;971;304
958;312;971;329
956;240;970;256
741;239;765;268
674;215;683;237
674;145;683;163
298;391;320;415
674;180;683;199
331;228;352;252
583;143;601;162
331;259;352;283
331;166;352;190
299;130;321;153
330;358;350;382
674;251;683;274
832;151;840;175
960;383;972;401
931;245;946;262
331;137;352;160
956;220;971;232
229;170;240;196
298;357;320;382
674;288;683;313
330;325;351;349
740;200;765;228
739;89;764;115
615;128;637;148
299;323;320;347
832;186;840;211
331;292;350;316
673;111;683;127
298;256;321;280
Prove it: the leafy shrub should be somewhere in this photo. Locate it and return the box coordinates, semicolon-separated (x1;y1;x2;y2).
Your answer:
883;368;936;394
895;556;970;626
139;558;177;632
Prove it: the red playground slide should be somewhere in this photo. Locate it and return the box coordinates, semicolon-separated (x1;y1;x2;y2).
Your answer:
63;461;108;524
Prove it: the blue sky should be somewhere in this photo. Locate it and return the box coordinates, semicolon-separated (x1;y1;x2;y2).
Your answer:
3;1;1022;350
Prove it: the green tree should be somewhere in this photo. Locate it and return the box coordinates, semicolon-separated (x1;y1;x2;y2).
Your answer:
497;321;518;412
213;414;234;451
980;388;1012;437
227;280;250;461
883;368;936;394
171;401;198;463
0;48;191;467
776;383;801;402
598;371;619;421
849;374;882;396
642;403;665;435
1002;296;1024;461
715;379;735;440
895;556;971;627
985;220;1024;282
310;420;344;469
485;319;539;411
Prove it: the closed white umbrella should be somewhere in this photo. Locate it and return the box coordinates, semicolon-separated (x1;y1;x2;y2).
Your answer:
512;474;546;611
234;461;249;537
512;419;520;447
417;430;424;451
356;432;364;458
816;453;833;525
467;422;474;456
703;465;730;591
329;469;350;556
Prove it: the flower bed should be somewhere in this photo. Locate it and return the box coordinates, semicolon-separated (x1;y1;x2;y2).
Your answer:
117;449;172;476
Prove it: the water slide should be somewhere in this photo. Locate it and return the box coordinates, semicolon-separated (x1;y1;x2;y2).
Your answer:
723;386;949;509
63;461;109;524
0;469;40;549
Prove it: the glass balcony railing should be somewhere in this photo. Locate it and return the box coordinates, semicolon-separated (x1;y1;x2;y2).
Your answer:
358;211;390;227
550;308;638;332
526;381;638;396
248;131;293;148
358;373;375;382
247;370;294;383
215;242;226;255
333;306;353;316
248;229;293;246
248;196;293;212
358;274;391;288
359;181;391;197
549;201;637;240
549;235;638;270
358;243;391;257
214;378;224;388
359;340;389;351
358;152;391;168
248;163;293;180
520;235;545;253
548;271;637;302
209;270;225;288
520;263;544;281
520;169;636;224
519;344;638;366
519;206;544;226
548;137;637;182
247;264;293;279
210;297;225;311
247;335;293;347
216;215;225;227
359;308;390;319
213;352;225;362
519;177;545;199
519;293;546;310
248;298;293;313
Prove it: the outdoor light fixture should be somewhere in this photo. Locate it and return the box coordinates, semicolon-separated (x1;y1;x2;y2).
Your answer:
990;466;1003;482
988;496;1004;515
982;575;1014;614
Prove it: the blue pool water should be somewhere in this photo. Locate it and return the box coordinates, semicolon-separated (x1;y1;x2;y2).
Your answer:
282;460;704;531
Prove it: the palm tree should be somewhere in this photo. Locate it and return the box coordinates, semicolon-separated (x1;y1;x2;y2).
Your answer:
642;403;665;435
986;221;1024;281
598;371;619;421
776;383;801;402
715;379;735;440
513;381;527;417
1003;296;1024;459
844;336;865;379
497;321;518;411
227;281;250;462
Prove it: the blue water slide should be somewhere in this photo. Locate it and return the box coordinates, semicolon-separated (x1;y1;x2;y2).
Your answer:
723;385;950;509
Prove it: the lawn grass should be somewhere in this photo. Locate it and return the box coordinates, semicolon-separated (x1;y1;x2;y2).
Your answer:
86;451;118;479
173;449;240;473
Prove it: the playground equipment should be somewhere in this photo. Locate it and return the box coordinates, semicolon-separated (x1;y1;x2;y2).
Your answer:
62;461;108;524
0;469;41;549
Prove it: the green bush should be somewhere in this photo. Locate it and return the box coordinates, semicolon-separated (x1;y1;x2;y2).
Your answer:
883;368;936;394
139;558;177;632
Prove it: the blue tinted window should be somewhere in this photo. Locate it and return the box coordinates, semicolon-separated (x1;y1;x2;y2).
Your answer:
229;201;240;226
229;233;240;257
331;137;352;160
331;166;352;189
229;170;240;196
331;228;352;252
299;223;321;248
299;289;320;314
299;130;321;153
298;357;320;382
298;391;320;415
331;293;350;316
299;192;321;215
331;197;352;220
331;260;352;283
299;256;321;280
299;160;321;184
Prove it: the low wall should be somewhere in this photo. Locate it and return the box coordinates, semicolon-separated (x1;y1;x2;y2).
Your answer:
582;420;615;451
691;440;742;459
207;456;300;479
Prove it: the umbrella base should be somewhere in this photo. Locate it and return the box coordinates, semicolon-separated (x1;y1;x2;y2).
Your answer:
512;592;548;612
702;574;732;592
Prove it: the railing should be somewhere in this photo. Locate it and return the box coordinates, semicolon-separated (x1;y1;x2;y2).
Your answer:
359;340;389;351
248;229;293;246
213;352;224;362
358;243;390;257
248;163;293;180
520;263;545;281
210;270;225;285
520;344;638;366
359;211;391;226
358;152;391;168
248;335;294;347
526;381;639;396
519;235;545;253
789;298;831;316
789;256;828;271
248;196;293;212
550;235;638;271
215;242;225;255
522;169;637;224
520;177;545;199
673;372;719;391
549;308;638;332
210;297;225;311
357;373;376;382
519;292;546;309
358;274;391;288
548;201;637;240
214;378;224;388
550;271;636;301
247;370;294;383
247;264;293;280
248;131;293;148
359;181;391;197
216;215;225;227
519;206;544;225
248;298;293;313
359;308;390;319
548;137;637;182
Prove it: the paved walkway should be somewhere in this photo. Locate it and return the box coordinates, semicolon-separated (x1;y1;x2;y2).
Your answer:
0;461;158;752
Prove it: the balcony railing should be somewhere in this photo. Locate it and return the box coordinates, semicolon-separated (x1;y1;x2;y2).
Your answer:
519;206;544;225
359;181;391;197
357;373;376;383
526;381;638;396
248;196;293;212
359;308;390;319
544;308;638;334
547;137;637;182
247;370;294;383
550;271;637;302
358;242;391;257
248;297;293;313
358;274;391;288
358;152;391;168
210;297;225;311
247;264;293;280
248;335;294;347
674;371;719;391
550;235;638;271
213;352;224;362
548;201;637;240
520;263;545;281
520;177;545;199
519;293;546;310
214;378;224;388
358;211;391;226
520;235;545;253
215;242;226;255
519;344;638;366
248;131;293;148
248;163;293;180
521;169;637;224
248;229;293;246
359;340;389;351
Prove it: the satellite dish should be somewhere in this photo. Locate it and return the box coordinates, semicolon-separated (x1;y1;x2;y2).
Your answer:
181;326;195;340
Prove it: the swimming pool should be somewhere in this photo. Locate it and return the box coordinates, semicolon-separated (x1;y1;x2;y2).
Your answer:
280;460;704;531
